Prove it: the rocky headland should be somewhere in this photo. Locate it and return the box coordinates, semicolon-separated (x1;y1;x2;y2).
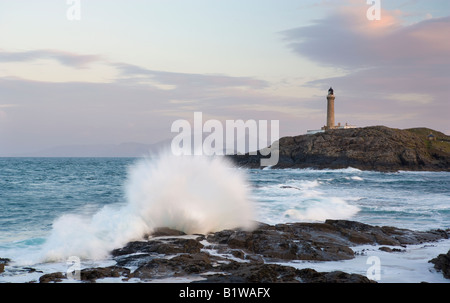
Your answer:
34;220;450;283
230;126;450;171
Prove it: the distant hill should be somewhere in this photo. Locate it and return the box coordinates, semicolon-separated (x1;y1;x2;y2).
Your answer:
9;132;255;157
14;140;172;157
229;126;450;172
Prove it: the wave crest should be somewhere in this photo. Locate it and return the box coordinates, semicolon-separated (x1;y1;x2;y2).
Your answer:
41;153;255;261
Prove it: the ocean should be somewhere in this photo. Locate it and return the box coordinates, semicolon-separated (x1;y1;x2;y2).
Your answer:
1;156;449;283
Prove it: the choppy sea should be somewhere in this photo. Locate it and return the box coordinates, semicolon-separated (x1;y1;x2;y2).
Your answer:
1;157;449;283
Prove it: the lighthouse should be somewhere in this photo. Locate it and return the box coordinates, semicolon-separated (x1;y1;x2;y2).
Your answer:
326;87;335;130
306;87;356;134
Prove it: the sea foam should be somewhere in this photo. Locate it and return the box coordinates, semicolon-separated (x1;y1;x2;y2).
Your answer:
256;178;360;224
283;196;360;222
41;153;255;261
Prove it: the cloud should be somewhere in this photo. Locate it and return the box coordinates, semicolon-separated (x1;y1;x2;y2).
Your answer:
114;63;269;90
0;67;304;155
0;49;103;68
0;50;268;91
280;5;450;132
387;93;434;105
282;7;450;70
0;104;20;108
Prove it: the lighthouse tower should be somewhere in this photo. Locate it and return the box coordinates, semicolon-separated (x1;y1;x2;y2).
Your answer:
307;87;356;134
326;87;335;130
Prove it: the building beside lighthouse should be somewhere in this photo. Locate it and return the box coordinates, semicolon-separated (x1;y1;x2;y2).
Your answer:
307;87;356;134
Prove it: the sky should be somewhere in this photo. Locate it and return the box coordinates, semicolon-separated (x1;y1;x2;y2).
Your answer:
0;0;449;155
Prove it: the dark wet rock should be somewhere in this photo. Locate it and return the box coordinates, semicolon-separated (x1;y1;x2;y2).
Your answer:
429;249;450;279
325;220;448;246
296;268;375;283
151;227;187;237
39;272;66;283
206;220;448;262
130;252;217;280
196;263;374;283
112;237;203;257
112;236;204;268
0;258;10;274
378;246;405;253
198;263;302;283
23;267;42;273
39;266;131;283
230;250;245;259
37;220;450;283
80;266;131;282
0;258;10;265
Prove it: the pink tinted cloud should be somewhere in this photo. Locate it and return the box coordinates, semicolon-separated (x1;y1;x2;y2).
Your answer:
281;5;450;132
113;63;269;90
282;5;450;69
0;49;103;68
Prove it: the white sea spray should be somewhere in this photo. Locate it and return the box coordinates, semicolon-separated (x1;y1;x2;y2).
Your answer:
41;153;255;261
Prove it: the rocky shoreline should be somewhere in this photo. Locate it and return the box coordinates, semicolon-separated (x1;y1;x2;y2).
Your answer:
16;220;448;283
230;126;450;171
